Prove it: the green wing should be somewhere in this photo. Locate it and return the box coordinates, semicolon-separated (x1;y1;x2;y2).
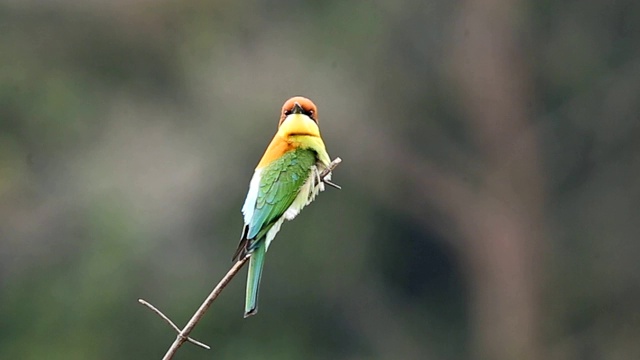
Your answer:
246;148;317;243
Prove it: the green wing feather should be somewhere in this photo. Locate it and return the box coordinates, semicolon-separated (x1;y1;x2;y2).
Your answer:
247;148;317;242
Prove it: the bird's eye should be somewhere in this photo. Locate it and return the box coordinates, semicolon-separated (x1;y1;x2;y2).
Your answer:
284;110;292;116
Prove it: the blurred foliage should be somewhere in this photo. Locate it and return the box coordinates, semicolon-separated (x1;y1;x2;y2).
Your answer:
1;0;640;359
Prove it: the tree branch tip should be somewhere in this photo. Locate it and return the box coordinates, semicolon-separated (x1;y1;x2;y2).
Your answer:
324;179;342;189
185;336;211;350
329;157;342;168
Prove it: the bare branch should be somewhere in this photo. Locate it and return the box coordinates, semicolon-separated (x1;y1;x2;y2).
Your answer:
138;299;210;349
138;256;249;358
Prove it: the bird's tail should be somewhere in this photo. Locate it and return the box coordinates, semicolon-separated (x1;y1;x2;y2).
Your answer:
244;243;266;318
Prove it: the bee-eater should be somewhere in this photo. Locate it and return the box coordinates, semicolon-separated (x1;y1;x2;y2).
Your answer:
233;96;333;318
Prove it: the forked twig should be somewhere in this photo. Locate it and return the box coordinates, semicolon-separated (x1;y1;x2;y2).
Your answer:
138;299;210;349
140;256;249;360
140;157;342;360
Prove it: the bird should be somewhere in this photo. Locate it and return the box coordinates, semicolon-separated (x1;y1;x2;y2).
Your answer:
233;96;335;318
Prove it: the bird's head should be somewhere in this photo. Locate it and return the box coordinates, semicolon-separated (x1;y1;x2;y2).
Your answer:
279;96;318;127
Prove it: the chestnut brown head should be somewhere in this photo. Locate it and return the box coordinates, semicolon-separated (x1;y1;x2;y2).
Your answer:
279;96;318;126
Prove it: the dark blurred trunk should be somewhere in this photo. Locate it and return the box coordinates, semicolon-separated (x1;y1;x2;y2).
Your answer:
448;0;546;359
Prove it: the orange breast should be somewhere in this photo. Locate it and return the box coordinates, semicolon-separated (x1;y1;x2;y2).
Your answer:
256;134;296;169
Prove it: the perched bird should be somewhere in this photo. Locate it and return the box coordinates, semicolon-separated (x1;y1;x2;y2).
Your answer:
233;96;334;318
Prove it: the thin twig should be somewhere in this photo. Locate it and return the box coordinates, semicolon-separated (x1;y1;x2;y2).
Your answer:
140;157;342;360
323;179;342;189
138;299;210;349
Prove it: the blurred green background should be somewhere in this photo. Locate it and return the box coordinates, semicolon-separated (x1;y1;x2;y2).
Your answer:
1;0;639;359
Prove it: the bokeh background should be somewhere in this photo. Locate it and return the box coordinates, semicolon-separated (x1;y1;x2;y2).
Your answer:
1;0;639;359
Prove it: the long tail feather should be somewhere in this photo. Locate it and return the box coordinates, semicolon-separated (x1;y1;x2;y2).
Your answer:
244;243;266;317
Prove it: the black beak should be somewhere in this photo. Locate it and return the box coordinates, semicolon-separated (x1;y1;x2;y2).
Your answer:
291;102;304;114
